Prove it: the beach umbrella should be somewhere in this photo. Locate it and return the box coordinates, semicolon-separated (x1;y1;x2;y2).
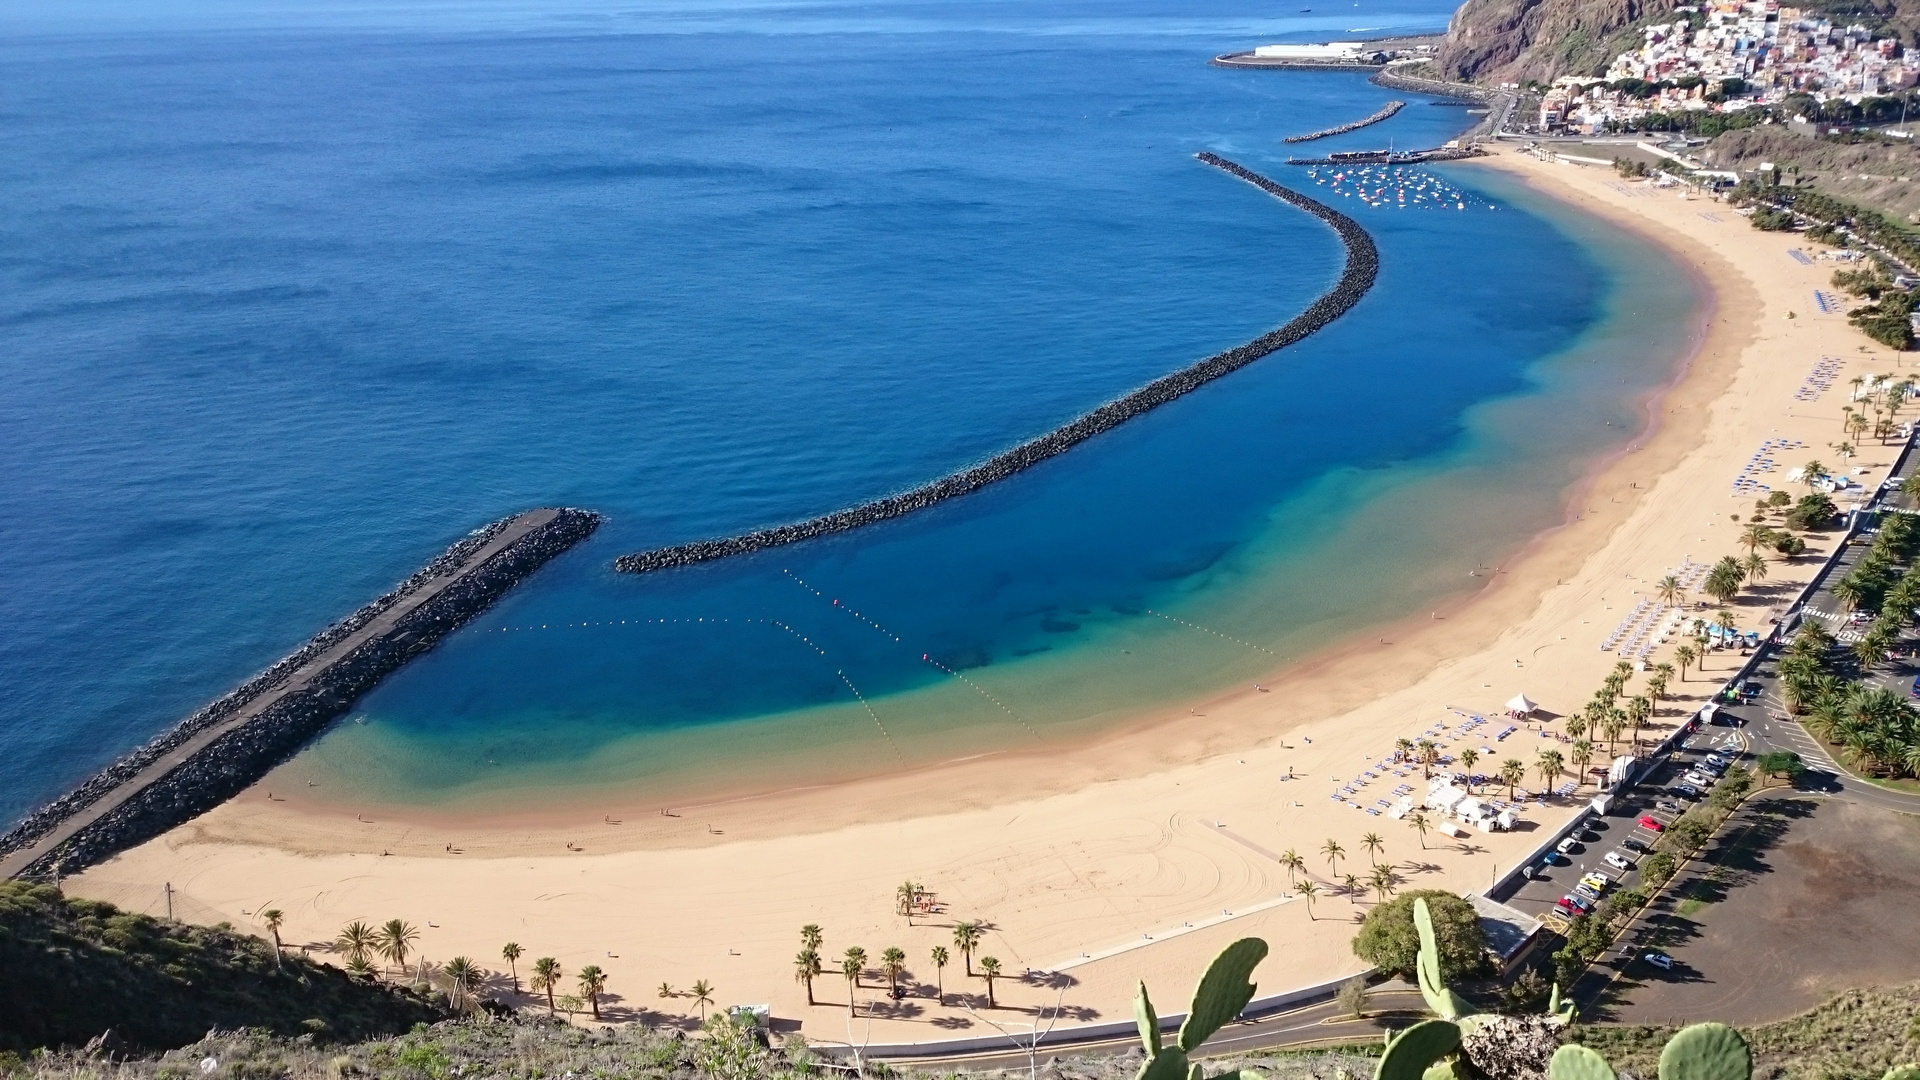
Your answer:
1505;693;1537;716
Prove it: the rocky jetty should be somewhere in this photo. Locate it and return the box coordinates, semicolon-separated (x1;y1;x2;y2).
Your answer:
1283;100;1405;143
614;154;1378;577
0;507;600;879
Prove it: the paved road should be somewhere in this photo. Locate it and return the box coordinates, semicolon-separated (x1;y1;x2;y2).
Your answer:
881;986;1423;1067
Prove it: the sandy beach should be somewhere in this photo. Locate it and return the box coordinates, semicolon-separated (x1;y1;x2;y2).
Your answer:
68;146;1912;1044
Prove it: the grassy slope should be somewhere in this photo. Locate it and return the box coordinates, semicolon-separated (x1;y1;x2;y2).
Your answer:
0;881;445;1056
1574;984;1920;1080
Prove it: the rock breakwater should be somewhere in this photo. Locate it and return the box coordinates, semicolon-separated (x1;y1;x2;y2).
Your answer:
1283;100;1405;143
614;154;1378;577
0;507;600;879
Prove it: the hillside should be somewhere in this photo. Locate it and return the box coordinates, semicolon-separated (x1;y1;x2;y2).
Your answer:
1702;125;1920;222
1431;0;1920;86
1434;0;1684;85
0;881;445;1055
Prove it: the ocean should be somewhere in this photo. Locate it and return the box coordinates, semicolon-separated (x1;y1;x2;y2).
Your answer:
0;0;1702;823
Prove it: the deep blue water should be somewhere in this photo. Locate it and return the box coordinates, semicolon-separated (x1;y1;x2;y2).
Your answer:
0;0;1699;821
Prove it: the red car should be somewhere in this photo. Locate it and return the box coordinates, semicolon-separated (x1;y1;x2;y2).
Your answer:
1638;815;1664;831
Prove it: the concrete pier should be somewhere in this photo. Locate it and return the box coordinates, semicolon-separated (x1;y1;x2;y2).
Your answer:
614;155;1378;577
0;506;600;879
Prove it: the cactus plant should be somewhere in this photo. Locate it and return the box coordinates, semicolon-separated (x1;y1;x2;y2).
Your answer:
1658;1022;1752;1080
1412;898;1474;1021
1132;938;1270;1080
1881;1067;1920;1080
1550;1044;1616;1080
1547;980;1577;1024
1377;1019;1463;1080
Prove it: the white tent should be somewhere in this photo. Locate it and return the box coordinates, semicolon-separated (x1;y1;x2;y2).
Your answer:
1425;784;1467;812
1505;693;1537;715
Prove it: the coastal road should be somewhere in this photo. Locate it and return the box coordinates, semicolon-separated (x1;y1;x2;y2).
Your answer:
877;985;1422;1068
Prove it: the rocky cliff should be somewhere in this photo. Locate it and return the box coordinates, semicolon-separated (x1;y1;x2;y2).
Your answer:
1433;0;1683;85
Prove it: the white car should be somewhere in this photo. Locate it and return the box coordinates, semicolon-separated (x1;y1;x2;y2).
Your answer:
1556;837;1580;855
1644;951;1674;970
1604;852;1634;871
1684;771;1713;787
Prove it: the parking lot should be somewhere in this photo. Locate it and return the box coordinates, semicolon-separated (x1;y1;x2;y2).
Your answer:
1589;794;1920;1023
1502;725;1746;933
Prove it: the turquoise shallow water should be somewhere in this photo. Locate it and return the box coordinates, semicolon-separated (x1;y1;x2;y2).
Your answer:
0;0;1701;823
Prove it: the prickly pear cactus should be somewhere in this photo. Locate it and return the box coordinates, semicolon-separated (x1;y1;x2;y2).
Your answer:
1413;898;1473;1020
1883;1068;1920;1080
1657;1023;1752;1080
1377;1019;1463;1080
1549;1045;1616;1080
1178;938;1269;1052
1132;938;1271;1080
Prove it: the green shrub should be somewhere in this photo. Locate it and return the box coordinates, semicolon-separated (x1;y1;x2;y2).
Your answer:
1350;890;1490;980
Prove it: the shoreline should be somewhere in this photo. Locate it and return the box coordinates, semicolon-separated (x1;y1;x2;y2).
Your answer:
68;147;1903;1041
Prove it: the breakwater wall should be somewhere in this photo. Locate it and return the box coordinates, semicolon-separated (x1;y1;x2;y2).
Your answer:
1284;99;1405;143
614;154;1378;576
0;507;601;879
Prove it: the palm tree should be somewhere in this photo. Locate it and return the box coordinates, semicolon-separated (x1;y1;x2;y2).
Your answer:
795;949;823;1005
532;957;562;1015
895;881;920;924
1570;739;1594;788
880;947;907;996
1833;575;1868;616
1803;459;1828;491
979;956;1002;1008
1646;671;1670;720
1743;551;1769;584
1417;739;1440;779
377;919;419;974
1409;811;1431;849
335;920;376;969
689;978;713;1022
953;922;982;976
1601;709;1627;752
501;942;523;992
1535;749;1564;792
1738;523;1774;557
578;966;609;1021
1322;838;1345;876
839;956;861;1014
1369;865;1396;903
930;946;950;1004
443;956;479;1008
843;946;868;989
1500;758;1526;799
1361;832;1385;866
1656;574;1684;608
1298;879;1318;920
1279;848;1305;885
801;924;824;952
1626;695;1652;749
1458;748;1480;790
1563;713;1587;741
659;981;677;1000
1705;557;1746;605
261;909;284;971
1674;643;1697;681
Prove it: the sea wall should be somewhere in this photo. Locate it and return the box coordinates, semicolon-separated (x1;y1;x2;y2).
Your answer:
1284;100;1406;143
2;507;600;879
614;155;1379;576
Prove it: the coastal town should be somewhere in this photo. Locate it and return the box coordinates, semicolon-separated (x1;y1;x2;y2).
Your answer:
1539;1;1919;133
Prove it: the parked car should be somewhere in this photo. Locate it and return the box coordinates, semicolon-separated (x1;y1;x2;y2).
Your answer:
1574;884;1601;903
1556;837;1580;855
1542;852;1567;867
1740;680;1763;703
1554;897;1577;916
1656;798;1683;813
1684;771;1713;786
1563;893;1594;913
1676;782;1702;798
1623;837;1650;853
1644;950;1674;970
1638;815;1665;831
1604;852;1634;871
